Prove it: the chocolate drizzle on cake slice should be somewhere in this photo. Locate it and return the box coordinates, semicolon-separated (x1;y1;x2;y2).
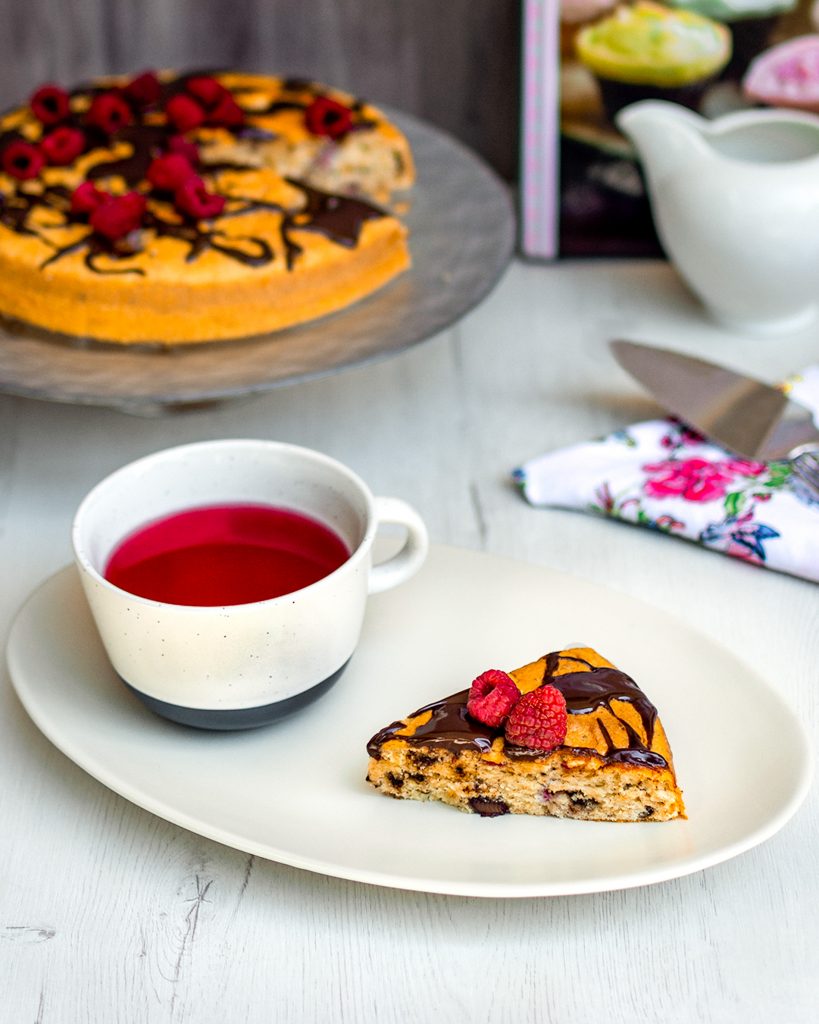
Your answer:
366;646;686;822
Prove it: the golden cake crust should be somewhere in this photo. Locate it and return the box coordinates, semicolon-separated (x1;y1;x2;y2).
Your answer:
0;71;413;343
367;646;686;822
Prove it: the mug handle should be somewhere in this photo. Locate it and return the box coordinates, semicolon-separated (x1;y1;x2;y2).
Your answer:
368;496;429;594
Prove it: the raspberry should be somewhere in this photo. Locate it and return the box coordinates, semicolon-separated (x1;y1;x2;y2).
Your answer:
86;91;133;134
304;96;353;140
208;94;245;129
166;94;206;133
125;71;162;107
41;126;85;166
186;76;227;109
1;140;44;180
466;669;520;728
71;181;106;216
30;84;71;126
174;176;225;220
89;192;146;241
147;153;196;192
504;685;567;752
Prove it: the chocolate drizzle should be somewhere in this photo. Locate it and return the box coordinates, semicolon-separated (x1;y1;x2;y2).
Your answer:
253;99;306;116
368;651;668;770
279;179;385;268
0;71;388;277
86;124;171;188
0;183;68;237
367;691;493;759
541;651;658;748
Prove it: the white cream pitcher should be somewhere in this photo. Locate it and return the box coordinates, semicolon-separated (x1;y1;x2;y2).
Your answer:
617;99;819;335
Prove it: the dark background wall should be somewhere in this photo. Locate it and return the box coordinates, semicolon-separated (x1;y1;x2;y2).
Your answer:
0;0;522;180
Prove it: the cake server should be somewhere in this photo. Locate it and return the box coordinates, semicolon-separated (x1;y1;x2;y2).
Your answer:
610;340;819;463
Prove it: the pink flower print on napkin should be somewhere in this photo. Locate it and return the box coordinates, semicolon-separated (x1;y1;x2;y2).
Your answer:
642;457;767;503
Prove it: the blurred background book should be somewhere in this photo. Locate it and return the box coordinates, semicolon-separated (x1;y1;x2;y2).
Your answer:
548;0;817;258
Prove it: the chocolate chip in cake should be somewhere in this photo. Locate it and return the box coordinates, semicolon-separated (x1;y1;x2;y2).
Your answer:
386;772;404;789
566;790;598;809
410;752;438;768
468;797;510;818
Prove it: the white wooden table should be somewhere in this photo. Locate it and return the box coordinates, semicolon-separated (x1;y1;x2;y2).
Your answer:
1;259;817;1023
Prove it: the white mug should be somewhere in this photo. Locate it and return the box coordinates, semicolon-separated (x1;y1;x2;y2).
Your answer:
72;439;428;729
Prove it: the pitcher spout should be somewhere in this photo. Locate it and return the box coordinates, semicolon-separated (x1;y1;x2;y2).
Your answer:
616;100;709;182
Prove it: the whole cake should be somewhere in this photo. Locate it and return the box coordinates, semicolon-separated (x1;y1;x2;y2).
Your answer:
0;71;413;344
367;645;686;821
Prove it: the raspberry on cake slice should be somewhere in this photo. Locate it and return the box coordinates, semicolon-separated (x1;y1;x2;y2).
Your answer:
366;646;686;822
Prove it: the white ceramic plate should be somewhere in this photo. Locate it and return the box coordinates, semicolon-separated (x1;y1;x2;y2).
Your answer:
7;546;811;897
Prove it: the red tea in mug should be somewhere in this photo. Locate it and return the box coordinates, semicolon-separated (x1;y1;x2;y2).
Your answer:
104;504;351;606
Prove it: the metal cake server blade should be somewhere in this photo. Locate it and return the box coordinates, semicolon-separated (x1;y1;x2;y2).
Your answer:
610;340;819;462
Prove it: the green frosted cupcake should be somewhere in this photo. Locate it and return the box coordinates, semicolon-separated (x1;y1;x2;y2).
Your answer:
576;1;733;118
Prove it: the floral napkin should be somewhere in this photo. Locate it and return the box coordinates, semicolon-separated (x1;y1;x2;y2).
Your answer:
513;366;819;583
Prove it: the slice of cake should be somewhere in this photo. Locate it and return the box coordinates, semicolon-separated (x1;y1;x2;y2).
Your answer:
367;646;686;821
0;71;412;344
